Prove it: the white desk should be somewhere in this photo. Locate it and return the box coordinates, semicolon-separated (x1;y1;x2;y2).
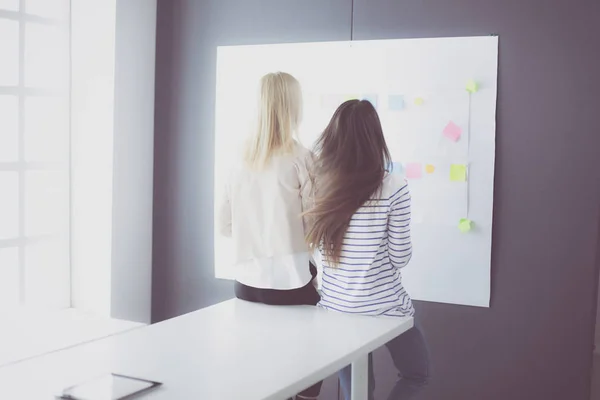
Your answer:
0;308;143;367
0;299;413;400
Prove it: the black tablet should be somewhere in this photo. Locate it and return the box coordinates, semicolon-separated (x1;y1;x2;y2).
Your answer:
56;373;162;400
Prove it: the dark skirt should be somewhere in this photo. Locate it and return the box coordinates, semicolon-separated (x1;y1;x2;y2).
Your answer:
234;262;320;306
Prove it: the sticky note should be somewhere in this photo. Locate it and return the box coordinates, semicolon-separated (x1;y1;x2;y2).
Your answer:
390;161;404;175
405;163;422;179
443;121;462;142
344;94;359;101
362;95;378;108
425;164;435;174
414;97;424;105
466;79;478;93
458;218;473;233
450;164;467;182
388;95;405;111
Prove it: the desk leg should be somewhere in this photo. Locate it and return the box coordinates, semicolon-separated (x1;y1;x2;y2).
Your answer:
350;354;368;400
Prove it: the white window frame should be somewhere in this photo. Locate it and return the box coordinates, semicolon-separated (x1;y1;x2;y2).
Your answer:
0;0;71;310
0;0;156;367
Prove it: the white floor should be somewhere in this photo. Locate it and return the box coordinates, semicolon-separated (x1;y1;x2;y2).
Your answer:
0;308;144;367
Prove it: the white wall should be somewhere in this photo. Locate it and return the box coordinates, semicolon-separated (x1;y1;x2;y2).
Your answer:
110;0;157;324
71;0;118;318
71;0;157;323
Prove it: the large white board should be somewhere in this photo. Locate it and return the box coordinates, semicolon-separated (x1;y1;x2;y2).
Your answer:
214;36;498;307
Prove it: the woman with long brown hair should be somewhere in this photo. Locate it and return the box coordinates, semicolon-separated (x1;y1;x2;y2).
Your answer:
305;99;430;400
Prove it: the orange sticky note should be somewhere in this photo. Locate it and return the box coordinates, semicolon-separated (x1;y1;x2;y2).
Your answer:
425;164;435;174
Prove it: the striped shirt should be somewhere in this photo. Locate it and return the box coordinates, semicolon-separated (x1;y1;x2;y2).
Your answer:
315;173;414;317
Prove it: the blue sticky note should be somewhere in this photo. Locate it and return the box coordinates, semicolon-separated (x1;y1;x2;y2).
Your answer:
362;94;378;109
390;162;404;175
388;95;405;111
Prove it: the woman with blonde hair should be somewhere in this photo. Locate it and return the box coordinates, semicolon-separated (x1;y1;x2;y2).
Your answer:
217;72;321;400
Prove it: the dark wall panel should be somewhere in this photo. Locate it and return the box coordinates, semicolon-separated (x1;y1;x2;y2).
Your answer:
153;0;600;399
352;1;600;400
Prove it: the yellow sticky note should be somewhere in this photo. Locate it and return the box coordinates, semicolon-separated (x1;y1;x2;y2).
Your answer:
466;79;478;93
450;164;467;182
344;94;359;101
458;218;472;233
414;97;424;105
425;164;435;174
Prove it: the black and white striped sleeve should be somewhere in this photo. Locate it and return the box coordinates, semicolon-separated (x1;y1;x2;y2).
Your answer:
387;182;412;269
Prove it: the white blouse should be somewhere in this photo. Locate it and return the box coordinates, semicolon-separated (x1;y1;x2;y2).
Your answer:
217;143;314;290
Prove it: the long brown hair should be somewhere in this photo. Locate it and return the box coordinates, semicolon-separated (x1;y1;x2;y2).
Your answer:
305;100;391;265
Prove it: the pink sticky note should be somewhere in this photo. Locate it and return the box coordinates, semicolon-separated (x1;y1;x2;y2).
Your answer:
405;163;422;179
443;121;462;142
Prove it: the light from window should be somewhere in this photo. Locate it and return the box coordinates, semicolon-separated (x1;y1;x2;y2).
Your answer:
25;0;69;20
0;247;19;309
0;96;18;161
0;0;19;12
0;172;19;240
0;0;71;310
24;96;69;163
0;20;19;85
25;170;69;236
25;238;70;309
24;22;69;89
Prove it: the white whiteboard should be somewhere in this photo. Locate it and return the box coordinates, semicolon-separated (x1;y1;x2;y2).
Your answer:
214;36;498;307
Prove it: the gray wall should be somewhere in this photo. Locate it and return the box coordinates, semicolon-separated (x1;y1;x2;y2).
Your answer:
111;0;157;324
152;1;600;399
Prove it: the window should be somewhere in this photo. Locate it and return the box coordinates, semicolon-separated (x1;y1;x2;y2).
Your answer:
0;0;70;310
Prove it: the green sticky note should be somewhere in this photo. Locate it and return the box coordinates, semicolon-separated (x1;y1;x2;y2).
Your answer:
450;164;467;182
466;79;478;93
458;218;472;233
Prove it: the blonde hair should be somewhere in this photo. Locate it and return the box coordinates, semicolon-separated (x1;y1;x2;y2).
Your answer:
244;72;303;169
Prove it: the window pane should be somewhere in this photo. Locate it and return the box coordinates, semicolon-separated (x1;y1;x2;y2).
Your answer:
25;170;69;236
0;95;18;162
0;172;19;240
0;247;19;309
25;0;69;19
24;22;69;89
24;237;69;309
24;96;69;163
0;19;19;86
0;0;18;11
